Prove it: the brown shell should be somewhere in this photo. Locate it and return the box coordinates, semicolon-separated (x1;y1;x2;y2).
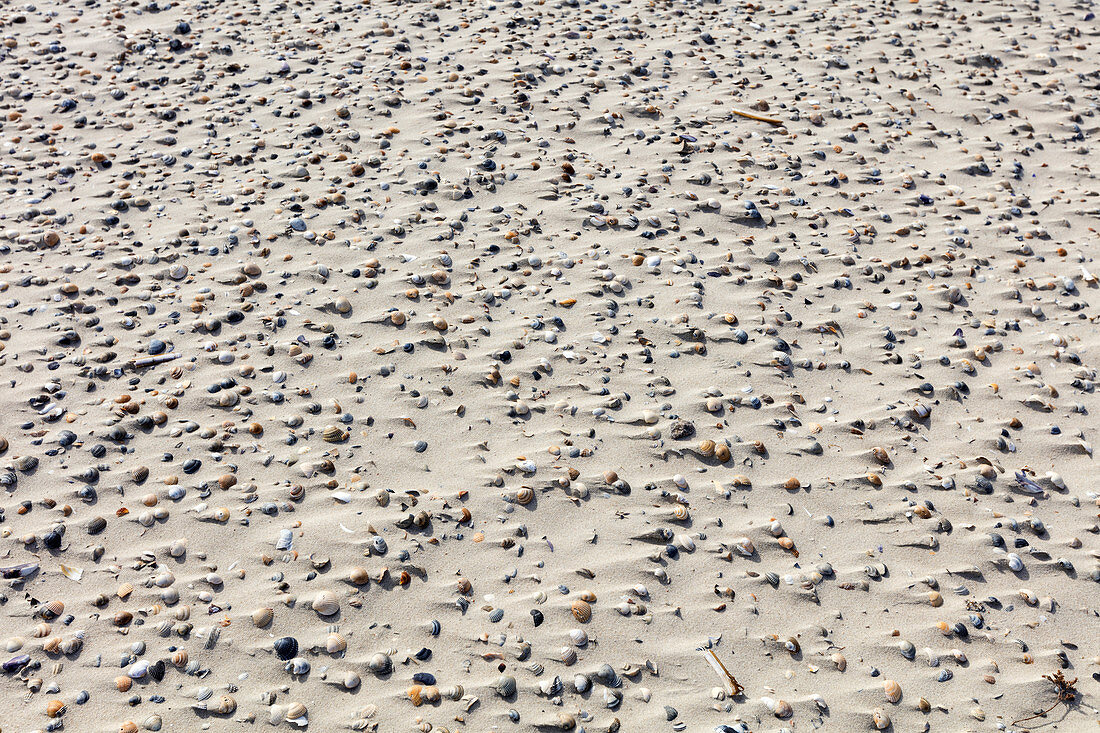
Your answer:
714;443;731;463
571;599;592;623
46;699;66;717
116;675;133;692
697;440;716;457
31;623;51;638
783;477;801;490
41;600;64;619
348;567;370;585
514;488;534;505
251;607;274;627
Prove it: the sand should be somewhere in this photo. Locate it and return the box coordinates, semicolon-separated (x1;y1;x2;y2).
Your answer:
1;0;1099;730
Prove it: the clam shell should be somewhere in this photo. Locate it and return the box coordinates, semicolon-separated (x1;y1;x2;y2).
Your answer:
496;674;517;698
216;696;237;715
322;425;348;443
31;623;51;638
883;679;901;703
571;599;592;623
568;628;588;646
407;685;424;706
172;650;189;667
441;685;464;700
368;652;392;674
872;708;891;729
326;633;347;654
348;566;370;585
698;439;716;457
514;487;534;505
252;608;274;627
832;652;847;671
311;590;340;616
560;646;578;665
714;443;731;462
342;671;361;689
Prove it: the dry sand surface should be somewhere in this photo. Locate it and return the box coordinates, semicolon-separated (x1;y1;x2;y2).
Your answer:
1;0;1100;730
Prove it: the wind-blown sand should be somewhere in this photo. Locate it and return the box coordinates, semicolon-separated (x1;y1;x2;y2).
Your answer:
1;0;1099;730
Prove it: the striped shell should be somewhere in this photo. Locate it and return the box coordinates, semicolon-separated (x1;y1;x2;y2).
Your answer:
311;591;340;616
441;685;464;700
42;637;61;653
514;487;534;505
326;633;347;654
571;599;592;623
322;425;348;443
407;685;424;706
569;628;588;646
883;679;901;703
560;646;578;665
59;636;82;654
41;600;65;619
172;650;189;667
714;443;731;462
698;439;715;457
117;583;134;599
672;505;690;522
31;623;51;638
251;608;274;627
872;709;891;729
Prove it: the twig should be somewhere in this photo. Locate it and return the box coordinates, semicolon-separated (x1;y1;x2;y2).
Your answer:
701;647;745;697
1011;670;1078;726
729;108;783;125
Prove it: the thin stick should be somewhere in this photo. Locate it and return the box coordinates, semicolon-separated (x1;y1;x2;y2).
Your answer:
702;648;745;696
730;108;783;125
1011;700;1062;726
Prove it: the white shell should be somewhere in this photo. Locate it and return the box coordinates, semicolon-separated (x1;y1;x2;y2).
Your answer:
311;591;340;616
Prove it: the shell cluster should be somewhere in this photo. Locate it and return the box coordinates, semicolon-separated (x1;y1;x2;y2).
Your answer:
0;0;1097;729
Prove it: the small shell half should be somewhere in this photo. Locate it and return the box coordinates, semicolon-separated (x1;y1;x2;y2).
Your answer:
311;591;340;617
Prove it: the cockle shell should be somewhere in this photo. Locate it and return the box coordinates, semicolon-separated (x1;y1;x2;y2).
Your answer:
31;623;51;638
560;646;578;665
883;679;901;703
40;600;65;619
368;652;392;674
326;633;347;654
322;425;348;443
571;599;592;623
311;591;339;616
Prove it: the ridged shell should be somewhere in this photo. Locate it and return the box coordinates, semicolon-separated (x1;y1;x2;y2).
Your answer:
441;685;464;700
285;702;307;721
515;487;534;505
116;676;133;692
407;685;424;706
883;679;901;703
42;637;61;653
117;583;134;599
32;623;51;638
698;439;716;457
326;633;347;654
273;637;298;661
59;636;82;654
569;628;588;646
368;652;392;674
322;425;348;443
571;599;592;623
311;591;340;616
41;600;65;619
560;646;578;665
251;608;274;627
172;650;189;667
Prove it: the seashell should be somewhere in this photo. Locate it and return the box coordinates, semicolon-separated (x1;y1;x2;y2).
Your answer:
342;671;361;689
783;477;801;490
883;679;902;703
579;589;597;602
326;633;347;654
322;425;348;443
560;646;577;665
569;628;588;647
514;487;534;505
573;674;591;693
672;505;690;522
40;600;65;619
32;623;51;638
367;652;392;674
762;697;793;719
571;599;592;623
407;685;425;706
211;507;230;522
169;539;186;558
496;674;517;698
698;440;716;457
143;714;163;731
172;650;188;667
120;723;139;733
42;637;61;654
917;697;931;712
832;653;847;671
441;685;464;700
5;636;24;652
311;590;340;616
784;637;800;655
117;582;134;599
898;641;916;660
872;709;891;729
714;443;731;463
871;446;890;464
273;637;299;661
116;676;133;692
252;608;274;627
47;699;66;717
59;636;83;654
348;566;370;585
215;695;237;715
928;591;943;607
286;657;310;675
